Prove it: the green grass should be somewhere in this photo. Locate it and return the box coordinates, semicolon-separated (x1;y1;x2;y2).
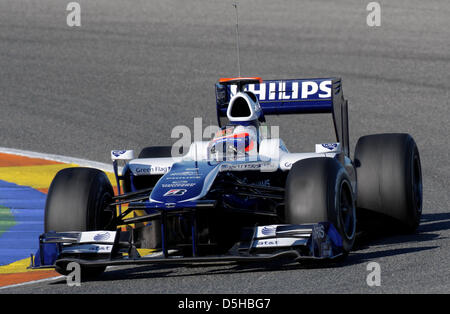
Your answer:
0;206;16;237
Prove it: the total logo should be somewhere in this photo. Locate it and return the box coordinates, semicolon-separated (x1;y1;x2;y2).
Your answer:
163;189;187;197
255;239;278;247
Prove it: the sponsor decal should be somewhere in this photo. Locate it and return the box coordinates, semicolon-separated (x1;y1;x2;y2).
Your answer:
111;149;134;160
161;183;196;188
254;239;278;247
168;171;202;180
168;176;202;180
111;150;126;157
78;231;115;243
61;244;113;253
261;226;276;236
229;80;332;101
169;171;197;176
93;232;111;241
163;189;187;196
220;161;271;171
90;245;112;252
134;165;171;175
313;224;325;240
321;143;338;151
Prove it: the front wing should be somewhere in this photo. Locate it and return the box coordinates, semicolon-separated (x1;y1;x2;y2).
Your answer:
32;222;344;270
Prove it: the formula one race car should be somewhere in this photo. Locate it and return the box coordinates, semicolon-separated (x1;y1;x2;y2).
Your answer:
33;77;423;277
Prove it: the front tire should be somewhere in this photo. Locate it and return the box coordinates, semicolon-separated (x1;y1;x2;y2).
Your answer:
45;167;115;277
285;158;356;254
45;167;115;232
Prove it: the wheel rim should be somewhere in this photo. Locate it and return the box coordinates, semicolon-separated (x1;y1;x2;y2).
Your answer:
339;181;356;240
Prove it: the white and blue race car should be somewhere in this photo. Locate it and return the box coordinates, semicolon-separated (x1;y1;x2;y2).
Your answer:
34;77;423;277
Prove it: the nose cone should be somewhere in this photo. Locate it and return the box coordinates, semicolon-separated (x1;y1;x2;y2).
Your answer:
149;161;219;206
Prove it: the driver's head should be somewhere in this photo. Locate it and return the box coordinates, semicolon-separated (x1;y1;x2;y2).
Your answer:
209;124;259;160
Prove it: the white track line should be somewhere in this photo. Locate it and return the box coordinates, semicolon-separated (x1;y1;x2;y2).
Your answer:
0;147;114;172
0;275;65;290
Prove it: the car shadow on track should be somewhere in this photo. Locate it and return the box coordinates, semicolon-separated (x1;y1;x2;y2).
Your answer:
75;244;437;283
353;212;448;248
345;212;447;266
418;212;450;233
48;212;448;284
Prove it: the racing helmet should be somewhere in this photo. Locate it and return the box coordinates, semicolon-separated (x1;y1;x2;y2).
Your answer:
208;124;259;161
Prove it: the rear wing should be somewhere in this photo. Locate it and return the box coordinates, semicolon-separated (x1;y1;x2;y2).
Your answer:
215;77;350;157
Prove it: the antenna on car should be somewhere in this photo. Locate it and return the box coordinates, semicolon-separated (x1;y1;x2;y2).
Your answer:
232;1;241;78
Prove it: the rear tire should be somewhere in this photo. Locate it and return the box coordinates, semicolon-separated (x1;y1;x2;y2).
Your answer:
45;167;115;278
285;158;356;254
354;133;422;232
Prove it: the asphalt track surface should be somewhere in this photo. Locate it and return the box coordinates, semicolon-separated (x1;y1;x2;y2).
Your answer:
0;0;449;293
